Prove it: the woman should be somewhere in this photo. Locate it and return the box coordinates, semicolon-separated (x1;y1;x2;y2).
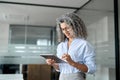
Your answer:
46;12;96;80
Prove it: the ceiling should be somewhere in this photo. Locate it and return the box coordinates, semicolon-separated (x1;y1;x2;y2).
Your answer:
0;0;90;26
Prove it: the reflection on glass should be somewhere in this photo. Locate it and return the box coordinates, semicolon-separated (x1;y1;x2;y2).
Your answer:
37;39;50;46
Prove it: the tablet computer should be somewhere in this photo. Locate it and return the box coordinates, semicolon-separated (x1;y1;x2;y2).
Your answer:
40;54;66;63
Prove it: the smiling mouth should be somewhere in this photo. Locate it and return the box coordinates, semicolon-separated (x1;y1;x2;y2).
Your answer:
65;33;70;37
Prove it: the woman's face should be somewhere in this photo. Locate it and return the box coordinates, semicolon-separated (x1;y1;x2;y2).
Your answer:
60;22;75;39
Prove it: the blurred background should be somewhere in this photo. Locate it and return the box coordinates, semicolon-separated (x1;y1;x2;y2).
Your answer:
0;0;119;80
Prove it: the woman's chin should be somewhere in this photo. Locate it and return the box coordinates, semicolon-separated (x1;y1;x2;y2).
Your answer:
66;35;70;38
65;34;73;38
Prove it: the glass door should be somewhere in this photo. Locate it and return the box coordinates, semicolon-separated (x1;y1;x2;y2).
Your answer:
78;0;116;80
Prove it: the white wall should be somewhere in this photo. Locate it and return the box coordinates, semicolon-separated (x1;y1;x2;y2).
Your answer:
0;23;9;53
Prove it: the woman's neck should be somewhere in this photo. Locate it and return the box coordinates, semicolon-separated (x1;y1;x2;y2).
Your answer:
68;38;73;48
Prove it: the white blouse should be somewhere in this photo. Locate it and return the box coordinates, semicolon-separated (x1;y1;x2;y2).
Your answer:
57;38;96;74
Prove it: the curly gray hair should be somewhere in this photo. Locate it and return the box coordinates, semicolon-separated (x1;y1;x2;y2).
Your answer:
56;12;88;42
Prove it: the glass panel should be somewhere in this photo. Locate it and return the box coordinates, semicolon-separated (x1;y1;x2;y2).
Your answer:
3;25;57;64
10;26;25;44
78;0;116;80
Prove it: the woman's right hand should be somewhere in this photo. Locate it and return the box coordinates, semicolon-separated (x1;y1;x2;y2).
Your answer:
46;59;56;65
